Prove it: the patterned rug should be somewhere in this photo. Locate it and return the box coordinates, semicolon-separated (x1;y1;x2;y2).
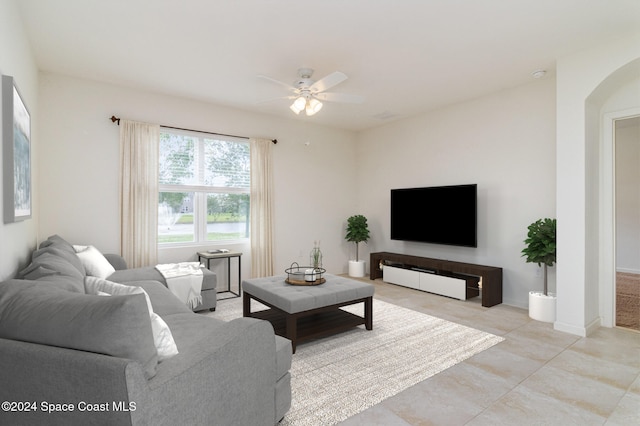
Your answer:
617;272;640;331
206;297;504;426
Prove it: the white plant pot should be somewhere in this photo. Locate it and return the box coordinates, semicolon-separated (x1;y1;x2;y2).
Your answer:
348;260;366;277
529;291;556;323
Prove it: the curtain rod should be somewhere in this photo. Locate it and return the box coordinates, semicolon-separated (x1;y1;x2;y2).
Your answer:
110;116;277;144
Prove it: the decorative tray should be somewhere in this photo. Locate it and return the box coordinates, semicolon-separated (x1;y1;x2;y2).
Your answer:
285;263;326;286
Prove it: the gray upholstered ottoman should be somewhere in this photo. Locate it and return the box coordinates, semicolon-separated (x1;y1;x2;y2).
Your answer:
243;274;374;352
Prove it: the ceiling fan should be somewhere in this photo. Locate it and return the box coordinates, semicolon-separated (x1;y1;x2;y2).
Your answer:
258;68;364;116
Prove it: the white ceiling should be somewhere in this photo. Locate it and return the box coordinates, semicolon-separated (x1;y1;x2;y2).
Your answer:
16;0;640;131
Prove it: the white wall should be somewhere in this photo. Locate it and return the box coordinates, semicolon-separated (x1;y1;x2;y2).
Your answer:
0;0;39;280
38;73;358;279
615;119;640;273
356;77;557;308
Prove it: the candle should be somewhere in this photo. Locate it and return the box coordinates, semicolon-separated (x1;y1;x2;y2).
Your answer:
304;269;316;282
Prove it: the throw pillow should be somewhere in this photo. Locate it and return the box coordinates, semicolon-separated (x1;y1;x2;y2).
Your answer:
73;245;116;279
148;312;179;362
85;277;179;362
0;280;158;379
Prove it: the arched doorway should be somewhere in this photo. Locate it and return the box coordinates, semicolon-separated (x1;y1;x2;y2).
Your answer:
602;110;640;329
595;57;640;328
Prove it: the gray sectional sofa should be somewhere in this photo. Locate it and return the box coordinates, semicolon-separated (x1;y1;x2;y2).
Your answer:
0;235;292;425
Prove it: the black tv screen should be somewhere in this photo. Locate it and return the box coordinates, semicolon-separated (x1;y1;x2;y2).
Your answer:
390;184;477;247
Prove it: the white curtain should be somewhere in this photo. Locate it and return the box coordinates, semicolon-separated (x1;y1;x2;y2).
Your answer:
119;120;160;268
250;138;275;277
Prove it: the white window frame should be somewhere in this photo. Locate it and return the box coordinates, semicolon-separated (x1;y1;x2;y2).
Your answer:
158;127;250;247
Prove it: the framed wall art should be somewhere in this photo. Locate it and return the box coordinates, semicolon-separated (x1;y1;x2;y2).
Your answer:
3;75;31;223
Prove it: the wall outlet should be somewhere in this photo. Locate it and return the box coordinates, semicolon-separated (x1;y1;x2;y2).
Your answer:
535;267;542;277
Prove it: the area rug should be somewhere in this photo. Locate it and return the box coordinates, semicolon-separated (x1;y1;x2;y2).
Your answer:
617;272;640;331
206;297;504;426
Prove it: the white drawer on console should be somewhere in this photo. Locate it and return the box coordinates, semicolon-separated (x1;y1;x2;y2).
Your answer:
383;265;420;290
419;273;466;300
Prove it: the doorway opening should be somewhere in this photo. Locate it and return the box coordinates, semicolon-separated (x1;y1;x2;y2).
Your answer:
614;116;640;332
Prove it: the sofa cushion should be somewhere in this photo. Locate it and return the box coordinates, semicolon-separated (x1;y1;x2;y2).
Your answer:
33;274;85;293
160;313;227;354
0;280;158;379
109;266;217;292
18;252;85;283
116;280;193;317
31;246;86;275
85;277;179;362
1;277;82;293
38;234;76;253
108;266;166;283
160;313;290;380
73;245;116;278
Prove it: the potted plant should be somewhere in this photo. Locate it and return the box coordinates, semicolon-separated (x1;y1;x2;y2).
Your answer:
521;218;557;322
345;214;370;277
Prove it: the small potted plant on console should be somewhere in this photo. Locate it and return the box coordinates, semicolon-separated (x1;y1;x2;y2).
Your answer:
345;214;370;277
521;217;557;322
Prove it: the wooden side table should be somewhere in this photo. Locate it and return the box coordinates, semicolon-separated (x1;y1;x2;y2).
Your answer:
197;251;243;299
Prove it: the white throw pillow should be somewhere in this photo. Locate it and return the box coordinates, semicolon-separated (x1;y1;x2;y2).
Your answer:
73;245;115;279
85;277;179;362
148;313;178;362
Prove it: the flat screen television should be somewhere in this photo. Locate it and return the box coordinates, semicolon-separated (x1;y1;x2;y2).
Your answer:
390;184;477;247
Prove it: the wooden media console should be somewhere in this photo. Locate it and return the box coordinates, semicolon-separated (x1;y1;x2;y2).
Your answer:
370;252;502;307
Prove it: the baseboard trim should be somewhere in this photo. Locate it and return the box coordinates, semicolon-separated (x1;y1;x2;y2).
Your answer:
553;316;601;337
584;317;602;336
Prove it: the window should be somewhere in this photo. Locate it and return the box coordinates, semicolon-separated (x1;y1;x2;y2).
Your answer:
158;128;250;245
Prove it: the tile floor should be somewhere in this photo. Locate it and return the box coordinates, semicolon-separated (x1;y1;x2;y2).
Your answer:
338;277;640;425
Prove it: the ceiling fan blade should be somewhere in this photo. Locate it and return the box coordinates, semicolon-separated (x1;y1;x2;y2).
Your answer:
256;95;297;104
310;71;348;93
257;74;298;93
315;92;365;104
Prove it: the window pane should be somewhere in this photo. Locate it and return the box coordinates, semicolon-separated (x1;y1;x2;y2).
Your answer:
158;192;195;243
159;133;197;185
206;193;249;241
203;139;250;188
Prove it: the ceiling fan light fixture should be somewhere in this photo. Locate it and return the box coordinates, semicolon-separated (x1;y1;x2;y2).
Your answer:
289;103;301;115
305;98;323;116
294;96;306;110
290;96;306;114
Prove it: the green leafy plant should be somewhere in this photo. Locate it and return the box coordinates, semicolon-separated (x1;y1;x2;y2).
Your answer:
310;240;322;269
521;218;557;296
345;215;370;262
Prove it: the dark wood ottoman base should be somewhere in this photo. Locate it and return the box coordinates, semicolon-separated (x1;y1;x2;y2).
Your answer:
243;292;373;353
